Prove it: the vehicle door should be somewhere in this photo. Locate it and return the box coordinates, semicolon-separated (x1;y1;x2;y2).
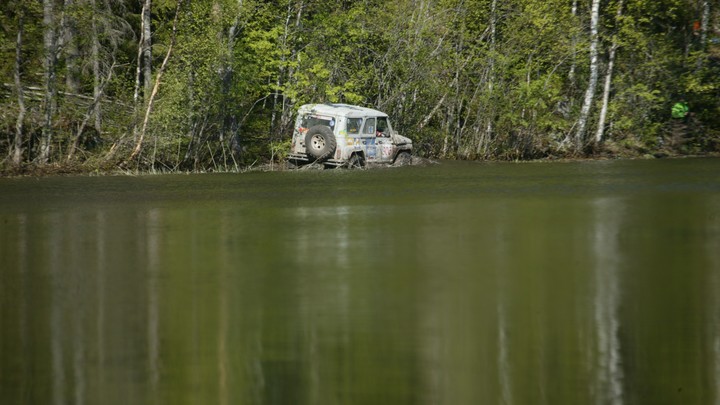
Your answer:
360;117;378;161
345;117;365;158
374;116;395;163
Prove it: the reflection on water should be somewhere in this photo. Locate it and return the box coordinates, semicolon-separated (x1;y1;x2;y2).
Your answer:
146;209;160;397
493;204;513;405
710;197;720;405
294;205;356;271
1;158;720;404
592;198;624;405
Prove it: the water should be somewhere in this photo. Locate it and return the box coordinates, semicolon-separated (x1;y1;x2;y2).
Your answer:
1;158;719;404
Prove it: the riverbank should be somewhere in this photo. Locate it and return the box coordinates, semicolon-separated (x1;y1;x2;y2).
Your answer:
1;149;718;178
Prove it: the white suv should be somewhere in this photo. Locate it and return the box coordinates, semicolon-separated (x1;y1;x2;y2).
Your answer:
288;103;412;168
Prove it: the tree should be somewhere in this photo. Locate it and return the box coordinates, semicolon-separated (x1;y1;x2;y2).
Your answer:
574;0;601;149
132;0;152;142
38;0;60;164
90;0;101;136
1;0;719;172
595;0;624;144
12;4;26;165
142;0;152;97
63;0;80;94
128;0;183;163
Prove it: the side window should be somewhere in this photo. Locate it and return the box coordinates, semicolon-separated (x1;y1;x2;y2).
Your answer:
376;117;389;137
347;118;363;135
363;118;376;135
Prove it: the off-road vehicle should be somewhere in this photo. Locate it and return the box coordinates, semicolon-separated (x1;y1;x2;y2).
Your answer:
288;103;412;168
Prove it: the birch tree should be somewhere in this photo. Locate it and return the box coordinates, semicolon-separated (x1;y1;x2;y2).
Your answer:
91;0;101;135
574;0;601;149
12;6;26;165
128;0;183;163
595;0;624;144
63;0;80;94
696;0;710;69
142;0;152;97
568;0;578;88
39;0;60;163
131;0;152;143
221;0;245;152
0;0;719;171
483;0;498;157
700;0;710;48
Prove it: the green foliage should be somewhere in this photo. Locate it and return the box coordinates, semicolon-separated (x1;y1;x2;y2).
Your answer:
0;0;718;171
269;138;291;163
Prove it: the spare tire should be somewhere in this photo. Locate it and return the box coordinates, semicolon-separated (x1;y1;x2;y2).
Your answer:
304;125;336;162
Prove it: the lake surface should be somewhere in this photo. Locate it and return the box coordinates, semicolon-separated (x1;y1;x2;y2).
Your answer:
1;158;720;404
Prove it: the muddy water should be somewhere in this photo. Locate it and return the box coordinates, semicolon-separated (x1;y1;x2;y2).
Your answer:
1;158;720;404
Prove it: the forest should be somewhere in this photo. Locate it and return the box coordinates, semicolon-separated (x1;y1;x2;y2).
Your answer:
0;0;718;173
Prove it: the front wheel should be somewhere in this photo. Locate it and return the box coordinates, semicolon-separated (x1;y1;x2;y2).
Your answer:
394;151;412;166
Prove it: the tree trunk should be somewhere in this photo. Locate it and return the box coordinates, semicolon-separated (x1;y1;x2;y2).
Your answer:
271;2;293;138
91;0;102;135
225;0;246;162
132;2;147;142
132;0;151;142
574;0;601;149
280;0;304;135
595;0;624;144
488;0;496;95
67;61;115;161
221;1;241;138
142;0;152;97
63;0;81;94
484;0;497;155
13;10;26;166
129;0;183;162
40;0;59;164
697;0;710;69
700;0;710;48
568;0;578;87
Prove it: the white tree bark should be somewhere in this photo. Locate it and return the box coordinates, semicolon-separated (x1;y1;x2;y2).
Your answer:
484;0;497;154
133;0;151;142
700;0;710;48
13;10;26;165
574;0;601;149
695;0;711;70
91;0;102;135
280;0;304;133
595;0;624;144
40;0;59;163
129;0;183;162
568;0;578;86
132;11;145;107
142;0;152;97
63;0;80;94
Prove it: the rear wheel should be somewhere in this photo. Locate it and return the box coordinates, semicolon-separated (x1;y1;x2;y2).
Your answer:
347;154;365;169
